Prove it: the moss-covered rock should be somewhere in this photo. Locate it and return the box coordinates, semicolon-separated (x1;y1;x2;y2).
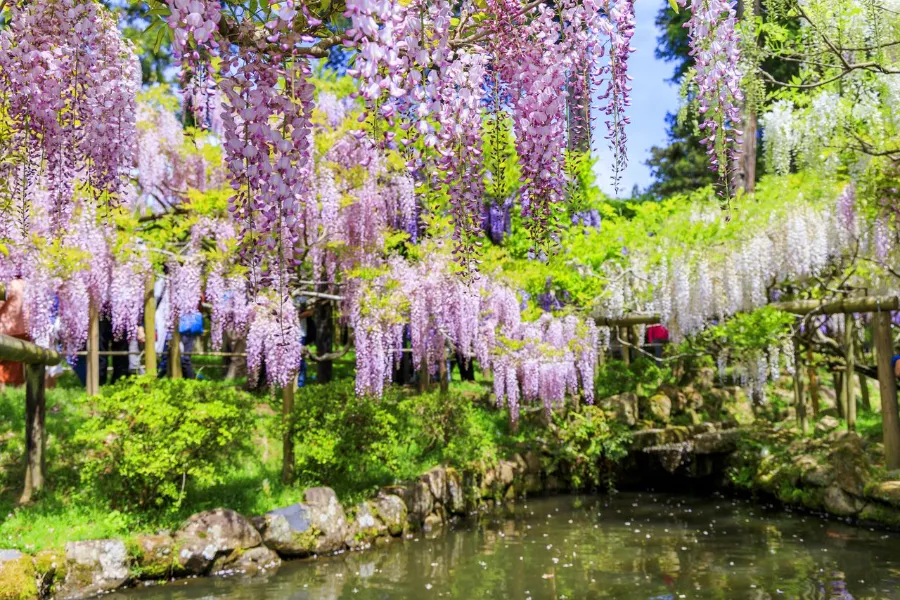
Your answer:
0;556;38;600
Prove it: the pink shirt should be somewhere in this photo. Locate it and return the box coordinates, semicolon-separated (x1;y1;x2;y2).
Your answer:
0;279;28;338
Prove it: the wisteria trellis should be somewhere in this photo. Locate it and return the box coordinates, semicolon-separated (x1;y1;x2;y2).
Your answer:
0;0;749;414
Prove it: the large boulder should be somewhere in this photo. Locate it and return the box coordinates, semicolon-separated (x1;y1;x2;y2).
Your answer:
657;384;688;413
421;467;448;506
375;494;407;536
174;509;262;574
406;480;434;526
605;392;638;426
260;487;348;557
56;539;129;600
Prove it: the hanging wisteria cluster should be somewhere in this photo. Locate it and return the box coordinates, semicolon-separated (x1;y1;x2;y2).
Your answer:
348;255;598;421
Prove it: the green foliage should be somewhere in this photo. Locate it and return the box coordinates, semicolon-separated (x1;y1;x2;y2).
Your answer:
545;406;631;491
75;377;254;509
595;358;672;400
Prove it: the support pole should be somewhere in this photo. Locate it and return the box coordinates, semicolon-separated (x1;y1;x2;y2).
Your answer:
87;303;100;396
19;363;46;504
793;338;807;434
844;318;856;431
144;277;157;378
807;349;820;418
439;343;449;395
620;328;630;367
859;374;871;412
834;372;844;419
281;381;295;484
169;327;183;379
874;311;900;470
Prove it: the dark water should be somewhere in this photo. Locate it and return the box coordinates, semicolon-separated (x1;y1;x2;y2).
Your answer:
112;493;900;600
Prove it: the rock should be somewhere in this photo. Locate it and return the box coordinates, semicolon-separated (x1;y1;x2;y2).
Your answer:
794;455;833;488
174;509;262;574
33;549;65;595
815;416;841;435
522;451;542;474
823;485;864;516
304;487;349;554
605;392;639;426
375;494;408;536
0;555;37;600
445;468;466;515
421;467;448;505
498;460;516;486
829;435;869;496
681;386;705;411
132;534;175;580
262;488;348;557
423;513;443;533
211;546;281;576
647;394;672;423
869;480;900;507
721;387;754;425
693;429;741;454
258;505;318;557
658;384;687;413
859;503;900;527
345;502;387;549
56;539;129;599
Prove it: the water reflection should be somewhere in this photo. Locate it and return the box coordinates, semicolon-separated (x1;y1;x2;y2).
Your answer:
112;493;900;600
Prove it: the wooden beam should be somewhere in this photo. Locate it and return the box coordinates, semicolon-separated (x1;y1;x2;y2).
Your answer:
0;334;61;366
281;381;295;485
169;328;183;379
770;296;900;316
844;317;856;431
595;313;661;327
874;311;900;470
793;338;807;434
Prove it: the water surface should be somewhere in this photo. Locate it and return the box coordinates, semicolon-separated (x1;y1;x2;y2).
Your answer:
113;493;900;599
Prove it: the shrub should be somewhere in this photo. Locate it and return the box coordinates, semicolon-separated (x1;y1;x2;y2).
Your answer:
545;405;631;490
76;377;253;509
289;380;403;492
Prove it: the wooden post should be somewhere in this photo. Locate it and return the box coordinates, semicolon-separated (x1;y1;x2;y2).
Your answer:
19;363;46;504
806;349;820;418
844;317;856;431
439;343;449;395
874;311;900;470
834;372;844;419
417;355;430;394
144;278;157;378
620;328;630;366
859;374;871;412
793;338;807;434
169;328;183;379
87;303;100;395
281;381;295;484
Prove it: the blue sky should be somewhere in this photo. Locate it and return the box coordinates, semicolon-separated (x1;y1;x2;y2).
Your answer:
591;0;681;198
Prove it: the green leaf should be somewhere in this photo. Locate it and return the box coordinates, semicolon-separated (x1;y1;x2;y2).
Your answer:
668;0;679;12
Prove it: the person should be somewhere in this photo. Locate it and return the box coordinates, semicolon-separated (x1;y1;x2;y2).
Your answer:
0;279;28;388
646;325;670;359
893;355;900;378
295;297;314;387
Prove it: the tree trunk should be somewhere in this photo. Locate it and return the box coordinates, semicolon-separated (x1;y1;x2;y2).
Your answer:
19;363;46;505
170;328;183;379
834;372;844;419
315;300;334;384
793;338;807;434
874;312;900;469
844;318;856;431
807;349;820;418
859;373;871;412
281;381;295;484
417;354;430;394
144;278;157;378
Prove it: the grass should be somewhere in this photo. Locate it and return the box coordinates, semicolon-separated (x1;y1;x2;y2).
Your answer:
0;369;527;553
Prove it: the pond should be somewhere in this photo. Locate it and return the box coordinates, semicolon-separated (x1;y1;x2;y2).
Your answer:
112;493;900;600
